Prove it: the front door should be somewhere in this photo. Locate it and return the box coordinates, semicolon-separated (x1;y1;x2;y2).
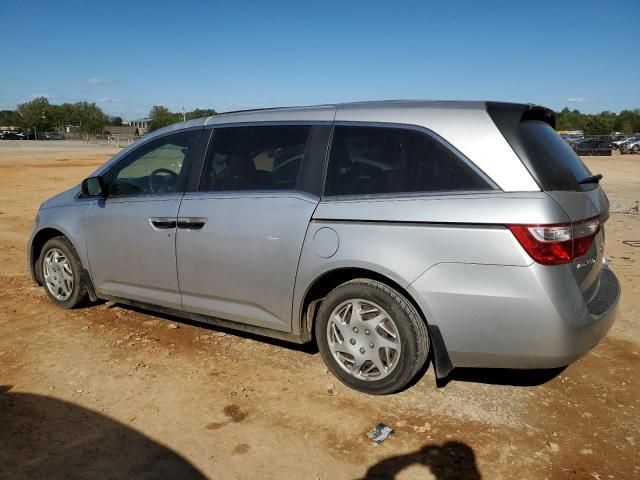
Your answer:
176;124;330;331
86;129;201;309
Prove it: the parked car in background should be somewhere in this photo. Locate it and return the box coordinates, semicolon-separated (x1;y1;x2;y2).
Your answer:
27;100;620;394
42;131;64;140
573;138;612;156
620;137;640;154
611;137;632;150
0;131;21;140
18;131;36;140
561;134;584;145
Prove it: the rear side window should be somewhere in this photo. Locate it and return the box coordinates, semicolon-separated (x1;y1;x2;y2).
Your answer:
519;121;592;191
324;126;493;196
201;125;311;191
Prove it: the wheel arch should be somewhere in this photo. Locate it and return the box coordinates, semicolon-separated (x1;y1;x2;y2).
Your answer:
29;228;96;301
297;266;453;379
30;227;69;284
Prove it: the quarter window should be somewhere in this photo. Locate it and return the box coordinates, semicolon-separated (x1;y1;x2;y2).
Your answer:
111;131;195;196
201;125;311;191
324;126;493;196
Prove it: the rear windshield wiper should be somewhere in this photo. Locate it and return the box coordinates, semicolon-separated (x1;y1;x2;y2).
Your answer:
579;173;603;185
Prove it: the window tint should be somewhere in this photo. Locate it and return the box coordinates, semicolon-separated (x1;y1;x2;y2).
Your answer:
324;126;492;196
111;131;194;196
518;121;592;191
201;125;311;191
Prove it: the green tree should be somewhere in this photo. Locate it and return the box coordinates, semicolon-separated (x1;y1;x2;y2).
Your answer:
15;97;53;135
109;116;123;126
14;98;108;134
149;105;182;131
70;101;109;133
185;108;217;120
0;110;18;127
583;115;613;136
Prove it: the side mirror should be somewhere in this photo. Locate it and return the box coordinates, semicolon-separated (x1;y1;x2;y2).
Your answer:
81;176;107;197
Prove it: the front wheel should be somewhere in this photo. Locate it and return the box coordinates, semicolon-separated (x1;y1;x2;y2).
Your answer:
315;279;429;395
38;236;89;308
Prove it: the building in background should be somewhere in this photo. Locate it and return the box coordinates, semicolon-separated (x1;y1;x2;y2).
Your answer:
102;125;139;137
127;118;151;135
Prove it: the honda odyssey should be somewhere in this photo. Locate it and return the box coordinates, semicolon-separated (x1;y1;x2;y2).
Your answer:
28;100;621;394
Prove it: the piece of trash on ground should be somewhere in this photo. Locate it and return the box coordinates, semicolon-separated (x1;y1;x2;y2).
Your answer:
367;423;394;444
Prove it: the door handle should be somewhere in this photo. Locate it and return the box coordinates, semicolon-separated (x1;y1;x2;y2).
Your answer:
149;217;177;229
177;217;207;230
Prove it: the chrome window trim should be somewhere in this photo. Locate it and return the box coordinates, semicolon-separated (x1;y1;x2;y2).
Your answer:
202;120;332;129
320;189;503;203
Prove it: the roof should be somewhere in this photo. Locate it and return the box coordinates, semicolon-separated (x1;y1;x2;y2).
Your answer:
210;100;485;120
218;99;489;115
126;100;532;132
203;99;538;125
130;99;535;146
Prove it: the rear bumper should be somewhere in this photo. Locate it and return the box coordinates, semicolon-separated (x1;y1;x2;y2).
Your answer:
409;262;620;369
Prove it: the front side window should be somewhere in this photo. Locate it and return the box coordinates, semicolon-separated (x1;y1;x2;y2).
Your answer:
324;126;493;196
110;131;194;196
200;125;311;191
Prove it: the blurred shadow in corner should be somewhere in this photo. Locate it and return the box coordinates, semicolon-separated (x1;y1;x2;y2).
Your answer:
0;385;205;480
362;441;481;480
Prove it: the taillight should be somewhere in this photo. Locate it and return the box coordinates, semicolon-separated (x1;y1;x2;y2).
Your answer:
508;217;600;265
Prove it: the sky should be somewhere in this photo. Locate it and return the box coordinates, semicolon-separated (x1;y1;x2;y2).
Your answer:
1;0;638;120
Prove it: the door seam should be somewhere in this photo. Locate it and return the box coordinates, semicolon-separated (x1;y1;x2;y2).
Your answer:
175;192;185;310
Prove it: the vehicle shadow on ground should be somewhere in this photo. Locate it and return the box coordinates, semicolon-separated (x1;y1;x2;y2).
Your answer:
0;385;206;480
106;304;562;387
108;302;319;354
360;441;481;479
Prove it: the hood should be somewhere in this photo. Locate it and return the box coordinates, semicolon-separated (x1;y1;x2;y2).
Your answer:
40;184;83;210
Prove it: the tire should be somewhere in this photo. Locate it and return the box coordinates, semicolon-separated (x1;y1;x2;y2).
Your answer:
37;236;89;308
315;278;429;395
633;145;639;153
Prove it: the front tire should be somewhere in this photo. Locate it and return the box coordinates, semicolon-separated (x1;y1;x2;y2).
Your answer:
315;279;429;395
38;236;89;308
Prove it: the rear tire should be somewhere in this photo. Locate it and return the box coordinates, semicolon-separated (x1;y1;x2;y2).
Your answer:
38;236;89;309
315;278;429;395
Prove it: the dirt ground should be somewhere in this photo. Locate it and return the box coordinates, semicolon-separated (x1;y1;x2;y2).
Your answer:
0;141;638;480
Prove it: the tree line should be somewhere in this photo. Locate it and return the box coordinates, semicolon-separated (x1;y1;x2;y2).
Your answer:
556;108;640;135
0;97;109;134
0;97;217;134
2;98;638;136
147;105;217;131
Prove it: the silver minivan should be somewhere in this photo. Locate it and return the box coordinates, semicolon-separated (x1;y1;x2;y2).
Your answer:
28;101;620;394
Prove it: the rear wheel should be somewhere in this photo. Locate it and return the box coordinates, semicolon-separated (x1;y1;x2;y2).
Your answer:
38;236;89;308
315;279;429;394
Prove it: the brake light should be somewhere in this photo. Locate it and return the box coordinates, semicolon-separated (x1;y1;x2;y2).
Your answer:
508;217;600;265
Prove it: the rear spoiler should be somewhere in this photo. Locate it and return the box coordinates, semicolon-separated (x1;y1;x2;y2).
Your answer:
486;101;556;129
